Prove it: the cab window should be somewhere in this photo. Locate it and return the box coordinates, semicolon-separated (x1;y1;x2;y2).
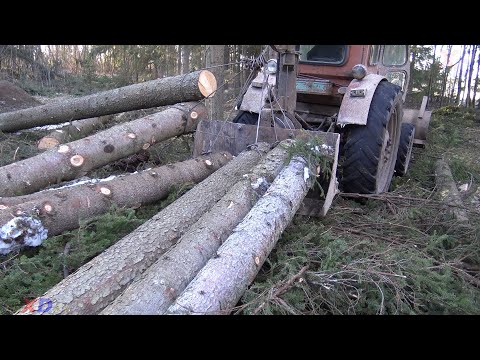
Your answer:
369;45;380;65
299;45;347;65
383;45;407;66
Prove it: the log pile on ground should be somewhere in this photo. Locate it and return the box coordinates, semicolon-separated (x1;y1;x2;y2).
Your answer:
0;70;216;132
19;144;272;314
0;152;231;255
0;102;207;196
1;70;329;316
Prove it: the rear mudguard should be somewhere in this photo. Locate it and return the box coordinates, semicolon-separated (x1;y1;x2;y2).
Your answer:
337;74;386;126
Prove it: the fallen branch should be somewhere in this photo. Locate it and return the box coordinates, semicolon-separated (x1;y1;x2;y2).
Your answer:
434;157;469;222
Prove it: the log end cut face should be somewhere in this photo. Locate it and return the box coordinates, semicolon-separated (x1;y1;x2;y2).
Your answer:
198;70;217;98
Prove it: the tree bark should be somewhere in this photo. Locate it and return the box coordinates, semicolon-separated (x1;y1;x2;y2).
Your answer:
434;157;469;223
0;70;216;132
0;152;231;255
0;102;206;197
37;115;115;150
17;143;271;315
166;154;315;315
100;144;290;314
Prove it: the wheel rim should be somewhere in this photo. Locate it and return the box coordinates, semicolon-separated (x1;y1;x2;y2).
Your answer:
376;106;400;192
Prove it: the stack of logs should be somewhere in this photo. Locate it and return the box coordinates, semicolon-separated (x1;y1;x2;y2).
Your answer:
0;70;318;315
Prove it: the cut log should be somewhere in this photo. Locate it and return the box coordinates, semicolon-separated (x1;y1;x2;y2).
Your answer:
17;143;271;315
434;158;469;223
166;155;315;315
0;70;216;132
37;115;115;150
101;143;290;314
0;152;231;255
0;102;206;197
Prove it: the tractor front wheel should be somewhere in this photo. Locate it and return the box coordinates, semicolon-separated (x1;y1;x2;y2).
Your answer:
341;80;403;194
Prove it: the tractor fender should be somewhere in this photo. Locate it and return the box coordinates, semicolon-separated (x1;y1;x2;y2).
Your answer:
337;74;387;126
239;71;276;113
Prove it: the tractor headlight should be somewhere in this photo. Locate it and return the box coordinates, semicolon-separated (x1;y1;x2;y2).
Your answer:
266;59;278;74
386;71;406;91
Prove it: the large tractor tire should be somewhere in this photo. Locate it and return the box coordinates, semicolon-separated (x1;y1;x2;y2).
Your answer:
232;110;259;125
341;80;403;194
394;122;415;177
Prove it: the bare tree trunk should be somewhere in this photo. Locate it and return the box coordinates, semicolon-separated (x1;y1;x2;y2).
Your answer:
0;70;216;132
17;143;271;315
426;45;437;106
435;157;469;223
466;45;477;108
462;46;473;106
177;45;182;75
100;144;290;314
456;46;466;105
166;154;315;315
440;45;452;108
206;45;225;120
37;115;115;150
0;102;207;197
472;50;480;108
181;45;191;75
0;152;231;255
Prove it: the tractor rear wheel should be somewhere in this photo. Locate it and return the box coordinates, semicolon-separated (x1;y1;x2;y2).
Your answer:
394;123;415;177
341;80;403;194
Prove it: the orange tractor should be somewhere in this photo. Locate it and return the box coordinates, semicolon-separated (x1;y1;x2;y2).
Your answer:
193;45;431;215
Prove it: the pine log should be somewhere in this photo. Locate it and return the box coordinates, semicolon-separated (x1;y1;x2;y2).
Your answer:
37;115;115;150
17;143;271;315
434;158;469;222
0;152;231;255
101;143;290;314
0;70;216;132
166;155;315;315
0;102;206;197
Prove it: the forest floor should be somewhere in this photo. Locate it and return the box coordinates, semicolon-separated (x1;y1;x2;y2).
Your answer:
0;90;479;314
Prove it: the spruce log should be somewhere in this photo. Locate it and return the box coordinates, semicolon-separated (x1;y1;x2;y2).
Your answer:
101;144;290;314
0;102;206;197
0;70;216;132
17;143;271;315
166;155;315;315
0;152;231;255
37;115;115;150
434;158;469;222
